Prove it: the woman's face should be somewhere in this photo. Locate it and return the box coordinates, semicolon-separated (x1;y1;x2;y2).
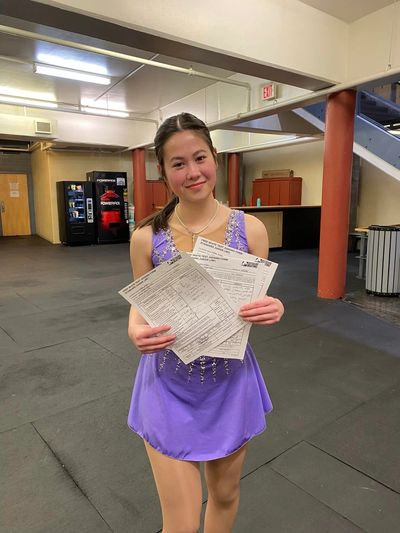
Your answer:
160;130;217;202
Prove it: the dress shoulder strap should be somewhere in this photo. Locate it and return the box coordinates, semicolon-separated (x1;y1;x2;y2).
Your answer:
151;227;178;266
224;209;249;252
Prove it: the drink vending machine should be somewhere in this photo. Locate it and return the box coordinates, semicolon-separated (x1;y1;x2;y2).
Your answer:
57;181;95;245
87;171;129;244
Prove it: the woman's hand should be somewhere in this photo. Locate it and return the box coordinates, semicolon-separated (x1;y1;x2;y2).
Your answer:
128;324;176;353
239;296;284;325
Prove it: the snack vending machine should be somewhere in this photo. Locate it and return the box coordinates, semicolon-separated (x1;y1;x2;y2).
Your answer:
87;171;129;244
57;181;95;245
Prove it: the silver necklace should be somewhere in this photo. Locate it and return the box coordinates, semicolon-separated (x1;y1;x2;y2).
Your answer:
175;199;220;245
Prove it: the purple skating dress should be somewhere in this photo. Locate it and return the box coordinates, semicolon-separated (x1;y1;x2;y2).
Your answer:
127;209;273;461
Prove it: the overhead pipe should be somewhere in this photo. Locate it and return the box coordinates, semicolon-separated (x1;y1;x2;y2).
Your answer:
92;54;160;104
0;24;252;102
0;92;159;126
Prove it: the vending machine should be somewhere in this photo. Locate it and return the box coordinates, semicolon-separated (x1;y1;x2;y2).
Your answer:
87;171;129;244
57;181;95;245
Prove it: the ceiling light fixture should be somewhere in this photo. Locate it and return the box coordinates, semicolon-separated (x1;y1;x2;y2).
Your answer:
81;106;129;118
36;53;108;75
0;94;58;108
34;63;111;85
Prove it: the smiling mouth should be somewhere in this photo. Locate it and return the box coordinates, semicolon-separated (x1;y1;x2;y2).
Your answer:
186;181;206;189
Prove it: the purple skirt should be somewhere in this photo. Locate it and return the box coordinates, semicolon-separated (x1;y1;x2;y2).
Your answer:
128;346;272;461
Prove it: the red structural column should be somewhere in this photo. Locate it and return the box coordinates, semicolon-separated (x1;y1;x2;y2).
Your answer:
132;147;147;223
317;90;357;299
228;153;240;207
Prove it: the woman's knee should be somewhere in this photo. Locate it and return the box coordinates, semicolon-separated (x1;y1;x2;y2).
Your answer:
161;498;201;532
207;480;240;507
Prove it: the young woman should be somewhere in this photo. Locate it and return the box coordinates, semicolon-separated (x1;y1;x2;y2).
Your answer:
128;113;284;533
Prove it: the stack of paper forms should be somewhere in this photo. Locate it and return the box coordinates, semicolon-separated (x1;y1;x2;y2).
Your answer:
119;238;277;364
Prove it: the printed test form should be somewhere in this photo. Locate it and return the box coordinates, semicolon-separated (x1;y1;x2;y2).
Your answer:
192;238;278;359
119;253;245;364
193;237;278;299
191;253;264;360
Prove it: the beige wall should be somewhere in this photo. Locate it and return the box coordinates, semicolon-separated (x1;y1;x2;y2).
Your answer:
31;148;53;242
348;3;400;80
242;140;324;206
357;161;400;227
30;141;400;243
31;149;133;244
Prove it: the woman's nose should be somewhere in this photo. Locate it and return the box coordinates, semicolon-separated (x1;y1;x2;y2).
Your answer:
186;161;201;178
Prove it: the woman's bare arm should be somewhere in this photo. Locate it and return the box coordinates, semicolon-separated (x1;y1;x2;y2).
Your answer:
128;226;176;352
239;214;284;324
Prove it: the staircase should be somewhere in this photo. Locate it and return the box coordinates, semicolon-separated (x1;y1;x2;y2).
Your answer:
293;87;400;180
358;91;400;131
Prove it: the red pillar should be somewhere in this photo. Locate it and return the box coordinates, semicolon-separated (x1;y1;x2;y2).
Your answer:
228;153;240;207
132;148;147;223
317;90;357;299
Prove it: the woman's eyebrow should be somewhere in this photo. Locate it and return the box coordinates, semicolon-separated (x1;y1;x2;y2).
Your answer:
170;150;207;162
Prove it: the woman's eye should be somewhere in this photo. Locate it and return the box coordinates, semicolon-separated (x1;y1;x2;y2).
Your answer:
196;155;206;162
173;162;184;168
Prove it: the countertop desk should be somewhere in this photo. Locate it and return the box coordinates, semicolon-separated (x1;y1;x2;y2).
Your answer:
155;204;321;249
233;205;321;249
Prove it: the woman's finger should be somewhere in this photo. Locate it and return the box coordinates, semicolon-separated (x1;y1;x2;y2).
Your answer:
240;297;276;312
139;334;176;347
241;311;280;322
136;324;172;339
239;306;277;317
141;341;174;353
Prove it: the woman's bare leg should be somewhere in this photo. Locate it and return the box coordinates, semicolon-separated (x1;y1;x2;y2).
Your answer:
203;444;247;533
144;441;202;533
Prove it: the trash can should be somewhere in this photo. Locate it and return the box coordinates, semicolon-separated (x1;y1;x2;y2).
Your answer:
365;225;400;296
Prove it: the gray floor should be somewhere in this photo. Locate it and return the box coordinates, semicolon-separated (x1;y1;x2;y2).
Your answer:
1;236;399;533
344;289;400;327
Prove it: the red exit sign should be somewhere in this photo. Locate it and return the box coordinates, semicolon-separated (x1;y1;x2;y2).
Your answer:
261;83;276;101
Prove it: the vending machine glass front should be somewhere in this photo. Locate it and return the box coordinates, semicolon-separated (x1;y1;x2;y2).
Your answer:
67;184;86;223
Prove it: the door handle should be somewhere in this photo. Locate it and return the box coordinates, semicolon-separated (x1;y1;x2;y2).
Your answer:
0;201;5;213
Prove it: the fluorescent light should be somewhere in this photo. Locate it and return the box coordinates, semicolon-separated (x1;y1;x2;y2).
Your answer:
0;94;58;108
81;107;129;118
0;86;57;101
34;64;111;85
36;53;108;75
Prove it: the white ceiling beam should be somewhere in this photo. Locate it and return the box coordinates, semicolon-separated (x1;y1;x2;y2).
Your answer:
0;0;334;90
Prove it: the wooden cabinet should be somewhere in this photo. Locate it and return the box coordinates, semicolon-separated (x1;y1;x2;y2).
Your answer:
252;177;302;206
146;180;169;214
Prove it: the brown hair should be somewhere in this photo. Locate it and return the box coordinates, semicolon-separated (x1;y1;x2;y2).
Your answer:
136;112;217;232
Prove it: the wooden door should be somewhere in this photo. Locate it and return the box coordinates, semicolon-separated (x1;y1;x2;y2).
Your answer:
253;181;269;205
288;178;302;204
146;181;154;216
0;174;31;236
152;180;169;209
279;180;290;205
269;181;281;205
146;180;169;215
